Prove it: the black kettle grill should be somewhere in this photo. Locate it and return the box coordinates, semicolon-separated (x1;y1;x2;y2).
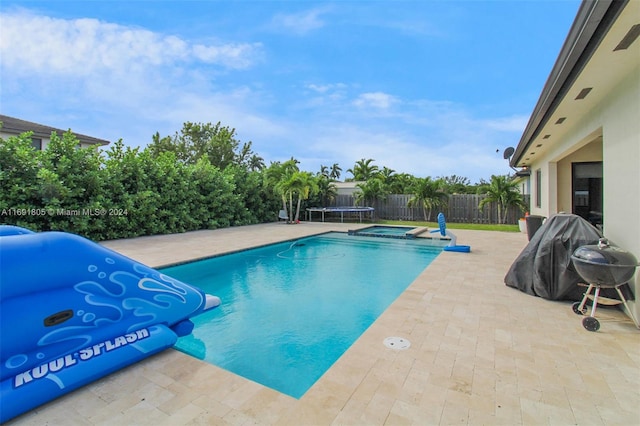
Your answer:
571;238;639;331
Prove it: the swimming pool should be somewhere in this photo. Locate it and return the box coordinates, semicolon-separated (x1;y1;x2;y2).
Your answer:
160;232;444;398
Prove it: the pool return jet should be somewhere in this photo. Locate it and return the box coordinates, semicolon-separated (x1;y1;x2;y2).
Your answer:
430;213;471;253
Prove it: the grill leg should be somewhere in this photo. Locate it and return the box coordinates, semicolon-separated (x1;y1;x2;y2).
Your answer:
578;284;594;313
590;286;602;318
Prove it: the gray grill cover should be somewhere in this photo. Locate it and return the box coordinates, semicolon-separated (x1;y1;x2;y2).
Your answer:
505;214;610;300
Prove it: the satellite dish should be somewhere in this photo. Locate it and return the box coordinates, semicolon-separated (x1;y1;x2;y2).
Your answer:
503;147;515;160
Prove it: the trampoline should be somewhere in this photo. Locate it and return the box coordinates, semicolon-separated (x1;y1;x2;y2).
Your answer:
306;206;374;223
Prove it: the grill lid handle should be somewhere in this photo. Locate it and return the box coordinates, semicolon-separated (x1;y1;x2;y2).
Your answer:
597;238;610;249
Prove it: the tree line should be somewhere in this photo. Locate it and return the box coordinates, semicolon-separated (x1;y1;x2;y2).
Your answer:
0;121;527;240
0;123;280;240
319;158;526;224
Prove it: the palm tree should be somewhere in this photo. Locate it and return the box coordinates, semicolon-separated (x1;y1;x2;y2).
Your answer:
379;166;395;181
407;177;449;221
274;173;296;223
247;154;265;171
347;158;379;181
292;172;318;222
354;178;388;207
265;159;300;219
329;163;342;180
275;171;318;223
315;174;338;206
477;174;528;224
385;172;414;194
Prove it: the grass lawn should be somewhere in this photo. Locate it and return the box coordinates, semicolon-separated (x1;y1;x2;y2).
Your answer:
377;219;520;232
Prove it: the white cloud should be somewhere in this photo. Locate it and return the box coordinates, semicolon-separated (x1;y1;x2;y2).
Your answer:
271;8;329;35
353;92;398;109
0;10;268;147
191;43;261;69
296;83;349;109
306;83;347;93
0;11;261;75
266;94;522;181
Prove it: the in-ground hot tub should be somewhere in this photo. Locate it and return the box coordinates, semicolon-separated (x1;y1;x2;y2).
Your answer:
348;225;430;239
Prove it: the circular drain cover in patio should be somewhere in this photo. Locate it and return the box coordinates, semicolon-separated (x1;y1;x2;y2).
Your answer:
383;337;411;350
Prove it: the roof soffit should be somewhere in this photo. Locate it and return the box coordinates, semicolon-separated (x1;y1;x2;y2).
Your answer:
512;0;636;167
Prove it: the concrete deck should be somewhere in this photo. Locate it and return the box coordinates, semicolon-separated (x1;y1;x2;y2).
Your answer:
6;222;639;425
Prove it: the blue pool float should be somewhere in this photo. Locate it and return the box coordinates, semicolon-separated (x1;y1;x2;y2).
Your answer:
430;213;471;253
0;226;221;423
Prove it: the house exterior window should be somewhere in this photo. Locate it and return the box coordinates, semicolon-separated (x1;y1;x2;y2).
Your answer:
31;138;42;150
535;169;542;208
572;161;603;226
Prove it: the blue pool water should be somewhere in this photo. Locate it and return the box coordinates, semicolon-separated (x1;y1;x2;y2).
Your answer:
160;232;444;398
349;225;416;238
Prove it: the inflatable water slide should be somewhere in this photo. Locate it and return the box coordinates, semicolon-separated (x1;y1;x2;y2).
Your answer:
0;225;220;423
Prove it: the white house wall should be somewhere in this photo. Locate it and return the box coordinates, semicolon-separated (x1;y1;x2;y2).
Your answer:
601;66;640;321
602;69;639;248
530;161;557;218
528;64;640;321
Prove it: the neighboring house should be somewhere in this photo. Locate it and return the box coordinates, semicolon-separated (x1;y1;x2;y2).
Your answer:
511;0;639;320
511;169;532;197
334;181;365;196
0;114;110;150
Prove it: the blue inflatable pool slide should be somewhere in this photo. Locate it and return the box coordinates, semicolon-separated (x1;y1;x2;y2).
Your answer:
430;213;471;253
0;225;221;423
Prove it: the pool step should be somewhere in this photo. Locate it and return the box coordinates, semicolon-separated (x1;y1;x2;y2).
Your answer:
406;227;429;237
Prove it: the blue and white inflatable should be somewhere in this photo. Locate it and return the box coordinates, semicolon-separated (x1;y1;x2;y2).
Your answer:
430;213;471;253
0;226;220;423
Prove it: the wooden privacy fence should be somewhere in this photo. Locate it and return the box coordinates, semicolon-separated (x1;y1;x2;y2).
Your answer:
327;194;530;225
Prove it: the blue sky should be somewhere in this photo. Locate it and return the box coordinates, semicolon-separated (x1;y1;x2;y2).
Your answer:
0;0;581;182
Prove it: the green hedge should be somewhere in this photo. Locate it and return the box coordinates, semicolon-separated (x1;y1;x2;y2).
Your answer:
0;132;280;241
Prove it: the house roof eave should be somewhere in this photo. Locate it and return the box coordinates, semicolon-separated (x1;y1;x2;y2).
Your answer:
0;114;111;146
511;0;628;167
